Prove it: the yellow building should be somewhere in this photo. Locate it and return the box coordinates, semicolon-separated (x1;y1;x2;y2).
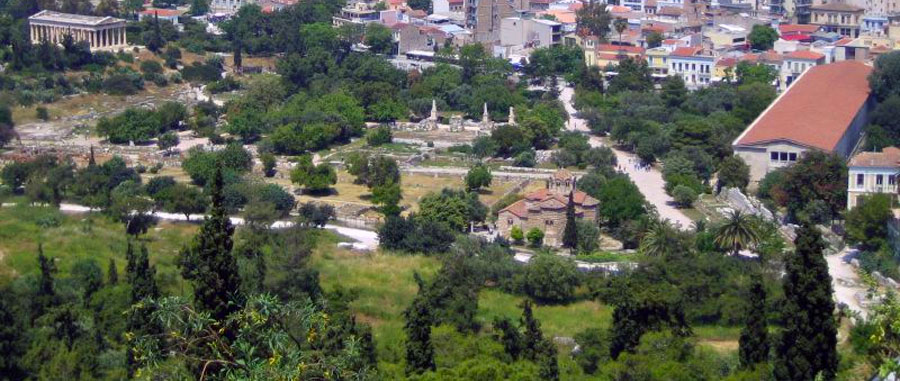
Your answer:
645;47;669;75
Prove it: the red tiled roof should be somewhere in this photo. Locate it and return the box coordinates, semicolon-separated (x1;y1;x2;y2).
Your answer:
872;45;890;53
778;24;819;35
734;61;873;151
657;6;683;16
140;8;184;16
785;50;824;60
781;34;813;41
716;57;739;67
835;37;855;46
501;199;530;218
758;50;783;63
596;43;645;54
849;147;900;168
671;46;701;57
568;2;583;10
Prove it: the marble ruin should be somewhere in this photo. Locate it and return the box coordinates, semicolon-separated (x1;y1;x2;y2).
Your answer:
29;10;127;51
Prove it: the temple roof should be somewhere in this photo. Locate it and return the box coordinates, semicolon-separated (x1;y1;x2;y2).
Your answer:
29;10;125;26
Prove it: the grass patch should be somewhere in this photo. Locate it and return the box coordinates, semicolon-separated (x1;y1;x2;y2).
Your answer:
0;204;197;294
575;251;640;263
311;245;442;364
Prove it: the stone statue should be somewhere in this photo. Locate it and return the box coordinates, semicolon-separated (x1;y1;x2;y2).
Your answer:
508;106;516;125
482;102;490;124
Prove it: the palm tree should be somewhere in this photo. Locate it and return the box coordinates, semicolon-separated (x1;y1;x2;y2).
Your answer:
714;210;760;256
639;221;682;258
614;18;628;43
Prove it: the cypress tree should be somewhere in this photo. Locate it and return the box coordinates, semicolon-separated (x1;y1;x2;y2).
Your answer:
774;224;838;380
520;300;558;380
739;275;769;368
521;299;544;360
34;244;57;318
404;273;435;374
130;244;159;304
562;191;578;249
493;316;523;360
107;258;118;285
179;167;242;322
126;242;160;377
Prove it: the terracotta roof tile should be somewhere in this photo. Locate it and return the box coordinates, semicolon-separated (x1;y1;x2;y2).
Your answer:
671;46;701;57
596;43;645;54
849;147;900;168
734;61;873;151
657;6;683;16
499;199;529;218
785;50;824;60
778;24;819;35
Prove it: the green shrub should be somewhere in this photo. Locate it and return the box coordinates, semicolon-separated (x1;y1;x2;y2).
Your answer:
672;185;697;208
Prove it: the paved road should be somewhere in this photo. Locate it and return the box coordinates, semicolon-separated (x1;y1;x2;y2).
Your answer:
558;84;693;229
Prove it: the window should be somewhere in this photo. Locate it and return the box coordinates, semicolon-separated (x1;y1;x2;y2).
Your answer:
877;174;884;185
780;152;788;161
788;152;797;161
890;175;896;186
857;173;864;186
545;220;554;226
507;219;513;225
771;152;779;161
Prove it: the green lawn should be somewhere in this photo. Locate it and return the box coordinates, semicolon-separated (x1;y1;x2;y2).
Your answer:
0;204;197;294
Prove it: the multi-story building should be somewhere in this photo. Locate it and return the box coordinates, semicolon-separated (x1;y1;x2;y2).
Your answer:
466;0;517;43
780;50;825;90
668;46;714;88
811;2;864;37
497;170;599;247
733;61;874;183
704;24;748;50
332;3;381;26
500;17;561;47
646;47;670;75
587;43;645;68
847;147;900;209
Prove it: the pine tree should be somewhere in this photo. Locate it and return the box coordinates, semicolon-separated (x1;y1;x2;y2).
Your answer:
107;258;118;285
774;224;838;380
404;273;435;374
179;168;242;322
562;191;578;249
739;275;769;368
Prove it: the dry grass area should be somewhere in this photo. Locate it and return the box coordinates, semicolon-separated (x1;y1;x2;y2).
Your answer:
282;170;526;213
12;82;191;126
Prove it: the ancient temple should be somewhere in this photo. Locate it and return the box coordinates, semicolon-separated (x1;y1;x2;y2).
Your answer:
29;11;127;51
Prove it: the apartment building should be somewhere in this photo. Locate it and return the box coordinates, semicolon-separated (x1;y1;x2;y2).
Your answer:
668;46;714;88
466;0;517;43
847;147;900;210
780;50;825;89
811;2;864;37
